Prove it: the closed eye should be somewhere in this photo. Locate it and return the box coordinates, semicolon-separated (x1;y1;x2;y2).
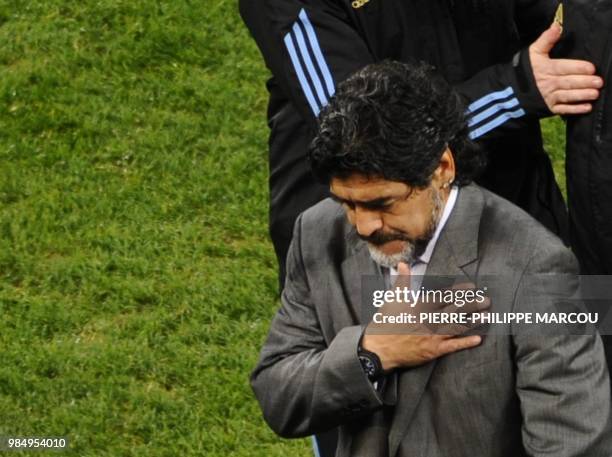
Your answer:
330;194;393;211
361;199;393;211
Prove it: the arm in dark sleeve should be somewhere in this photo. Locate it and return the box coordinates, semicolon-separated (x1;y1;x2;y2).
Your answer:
250;214;385;438
457;50;548;140
457;0;559;141
513;246;612;456
239;0;556;141
239;0;374;126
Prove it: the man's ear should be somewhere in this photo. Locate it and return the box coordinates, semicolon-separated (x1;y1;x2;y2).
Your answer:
433;147;456;189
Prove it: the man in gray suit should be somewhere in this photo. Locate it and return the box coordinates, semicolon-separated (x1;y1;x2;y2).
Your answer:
251;61;612;457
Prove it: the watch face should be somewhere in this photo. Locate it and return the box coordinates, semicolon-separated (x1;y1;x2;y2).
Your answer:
359;355;376;377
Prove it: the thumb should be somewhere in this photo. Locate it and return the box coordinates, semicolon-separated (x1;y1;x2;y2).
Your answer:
395;261;411;289
531;22;562;55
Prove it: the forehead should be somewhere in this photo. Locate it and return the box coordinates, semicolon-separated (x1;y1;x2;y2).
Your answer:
330;174;409;200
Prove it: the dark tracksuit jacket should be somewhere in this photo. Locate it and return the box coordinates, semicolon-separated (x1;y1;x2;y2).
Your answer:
558;0;612;275
240;0;568;284
555;0;612;372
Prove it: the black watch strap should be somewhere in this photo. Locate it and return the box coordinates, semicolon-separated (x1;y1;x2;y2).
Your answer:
358;347;384;381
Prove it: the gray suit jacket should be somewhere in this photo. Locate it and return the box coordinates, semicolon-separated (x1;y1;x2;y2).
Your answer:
251;184;612;457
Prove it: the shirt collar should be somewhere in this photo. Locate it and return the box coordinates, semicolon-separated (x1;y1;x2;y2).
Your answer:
417;185;458;265
389;186;459;276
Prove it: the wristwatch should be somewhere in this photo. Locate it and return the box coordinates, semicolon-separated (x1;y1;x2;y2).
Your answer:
358;347;384;381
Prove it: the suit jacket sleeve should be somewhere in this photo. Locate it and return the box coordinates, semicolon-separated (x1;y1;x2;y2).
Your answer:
250;213;384;438
513;245;612;456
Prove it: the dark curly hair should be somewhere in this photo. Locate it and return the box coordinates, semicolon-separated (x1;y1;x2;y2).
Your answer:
309;60;486;187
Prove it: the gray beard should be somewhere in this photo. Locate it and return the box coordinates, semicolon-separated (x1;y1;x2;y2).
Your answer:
367;188;444;269
367;242;416;269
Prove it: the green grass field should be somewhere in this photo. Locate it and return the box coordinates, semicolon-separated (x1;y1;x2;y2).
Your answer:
0;1;565;456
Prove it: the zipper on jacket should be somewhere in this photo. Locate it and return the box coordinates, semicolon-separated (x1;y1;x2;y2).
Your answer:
594;36;612;144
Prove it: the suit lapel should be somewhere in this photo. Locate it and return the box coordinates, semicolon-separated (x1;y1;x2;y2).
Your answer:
432;184;483;277
388;185;484;456
424;184;483;282
388;360;437;456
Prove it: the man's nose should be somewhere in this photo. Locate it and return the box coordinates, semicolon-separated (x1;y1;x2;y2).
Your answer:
353;207;383;237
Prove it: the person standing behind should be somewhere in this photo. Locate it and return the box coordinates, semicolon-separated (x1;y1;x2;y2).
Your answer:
239;0;603;290
553;0;612;373
557;1;612;274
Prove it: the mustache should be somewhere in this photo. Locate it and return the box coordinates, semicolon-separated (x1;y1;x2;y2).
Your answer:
359;229;412;246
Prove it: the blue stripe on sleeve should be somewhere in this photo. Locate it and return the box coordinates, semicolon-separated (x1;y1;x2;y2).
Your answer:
292;22;328;108
468;98;520;127
312;436;322;457
469;108;526;139
298;9;336;99
468;86;515;113
284;32;321;116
